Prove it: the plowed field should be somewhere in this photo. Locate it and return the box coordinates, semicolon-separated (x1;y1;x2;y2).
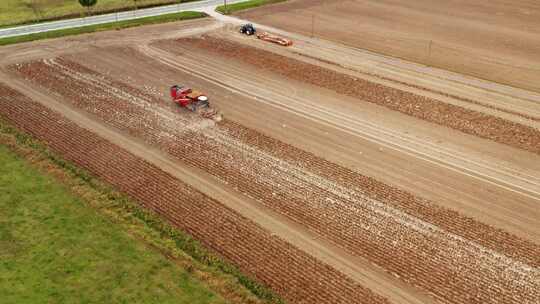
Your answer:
170;36;540;155
0;83;387;304
7;56;540;304
237;0;540;92
0;16;539;304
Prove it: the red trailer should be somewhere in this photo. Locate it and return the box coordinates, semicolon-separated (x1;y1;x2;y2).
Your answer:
257;32;293;46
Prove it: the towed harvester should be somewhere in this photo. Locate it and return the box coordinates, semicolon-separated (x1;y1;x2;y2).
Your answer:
170;85;220;120
257;32;293;46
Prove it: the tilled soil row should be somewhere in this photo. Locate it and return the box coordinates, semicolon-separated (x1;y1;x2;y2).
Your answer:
76;46;540;269
293;51;540;123
0;83;388;304
60;47;540;267
173;36;540;155
11;59;540;304
220;119;540;265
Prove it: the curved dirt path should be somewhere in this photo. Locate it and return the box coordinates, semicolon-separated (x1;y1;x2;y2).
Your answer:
0;19;221;65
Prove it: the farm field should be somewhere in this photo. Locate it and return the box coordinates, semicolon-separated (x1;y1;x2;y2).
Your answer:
237;0;540;92
0;144;228;304
0;10;539;304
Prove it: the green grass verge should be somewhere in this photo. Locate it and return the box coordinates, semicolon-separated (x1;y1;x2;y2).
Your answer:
0;119;284;304
216;0;287;14
0;11;206;46
0;145;227;303
0;0;199;27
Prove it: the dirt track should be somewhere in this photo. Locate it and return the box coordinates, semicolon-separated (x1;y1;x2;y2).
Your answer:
1;17;539;304
238;0;540;92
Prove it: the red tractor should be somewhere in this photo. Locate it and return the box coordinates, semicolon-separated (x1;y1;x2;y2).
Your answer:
170;85;218;119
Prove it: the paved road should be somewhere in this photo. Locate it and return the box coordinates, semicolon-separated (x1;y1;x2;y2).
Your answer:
0;0;247;39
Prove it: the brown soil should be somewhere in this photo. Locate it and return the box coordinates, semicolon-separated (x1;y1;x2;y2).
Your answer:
0;83;388;304
9;57;540;304
238;0;540;92
1;17;539;304
292;50;540;123
137;39;540;245
172;36;540;155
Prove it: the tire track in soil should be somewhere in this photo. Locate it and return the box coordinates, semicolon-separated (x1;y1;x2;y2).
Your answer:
76;45;540;243
172;36;540;155
144;42;540;202
9;58;540;304
291;50;540;123
0;82;390;304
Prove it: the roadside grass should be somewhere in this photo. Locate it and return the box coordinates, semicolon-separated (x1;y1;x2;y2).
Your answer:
0;118;283;304
0;11;206;46
0;0;196;28
216;0;287;14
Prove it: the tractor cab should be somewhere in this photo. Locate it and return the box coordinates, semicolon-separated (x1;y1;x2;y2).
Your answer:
170;85;190;100
240;23;256;36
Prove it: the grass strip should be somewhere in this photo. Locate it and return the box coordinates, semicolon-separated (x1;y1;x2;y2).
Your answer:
0;11;206;46
0;0;201;29
216;0;287;15
0;117;283;304
0;145;228;303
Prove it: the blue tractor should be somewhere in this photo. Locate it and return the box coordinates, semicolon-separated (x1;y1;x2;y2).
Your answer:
239;23;256;36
